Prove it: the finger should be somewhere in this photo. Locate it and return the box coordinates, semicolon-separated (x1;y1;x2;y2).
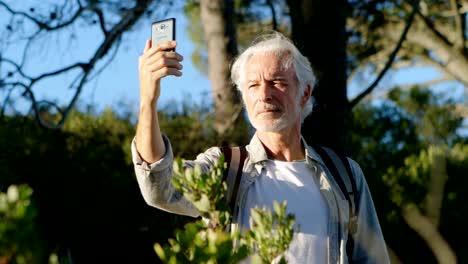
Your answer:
139;40;151;69
166;51;183;61
143;39;151;53
147;60;183;73
145;41;177;57
145;53;183;67
152;67;183;79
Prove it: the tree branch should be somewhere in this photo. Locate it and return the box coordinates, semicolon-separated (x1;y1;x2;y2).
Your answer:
2;58;31;79
52;0;153;129
0;1;87;31
92;7;108;36
395;76;454;90
349;0;420;109
1;0;155;129
404;16;468;86
402;203;457;264
0;81;58;128
454;103;468;118
450;0;466;51
265;0;278;30
0;1;49;29
417;52;460;80
30;63;89;84
88;0;151;67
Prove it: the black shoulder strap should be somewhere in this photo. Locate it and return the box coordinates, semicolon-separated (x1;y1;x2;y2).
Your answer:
312;144;359;262
313;145;355;209
221;146;247;215
334;148;359;214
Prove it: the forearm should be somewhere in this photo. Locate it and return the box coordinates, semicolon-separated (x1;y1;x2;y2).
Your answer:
135;101;166;163
135;39;181;163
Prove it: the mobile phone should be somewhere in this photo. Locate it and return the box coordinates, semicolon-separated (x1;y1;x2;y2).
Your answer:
151;18;176;51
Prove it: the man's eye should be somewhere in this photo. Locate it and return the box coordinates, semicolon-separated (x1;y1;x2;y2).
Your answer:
274;82;286;87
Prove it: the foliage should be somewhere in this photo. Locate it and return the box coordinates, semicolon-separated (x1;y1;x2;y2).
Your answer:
172;157;231;226
350;86;464;185
379;86;465;208
0;184;42;264
0;109;186;263
442;143;468;262
158;101;218;159
155;157;295;263
155;220;247;264
245;201;295;264
387;87;464;145
350;86;467;262
157;99;250;159
383;146;438;207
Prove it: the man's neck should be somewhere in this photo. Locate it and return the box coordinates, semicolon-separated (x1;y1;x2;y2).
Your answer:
256;129;304;162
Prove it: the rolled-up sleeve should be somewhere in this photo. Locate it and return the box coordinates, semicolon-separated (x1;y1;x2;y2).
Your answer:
131;134;199;217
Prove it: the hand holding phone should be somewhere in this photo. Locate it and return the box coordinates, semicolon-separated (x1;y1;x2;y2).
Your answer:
151;18;176;50
138;17;181;106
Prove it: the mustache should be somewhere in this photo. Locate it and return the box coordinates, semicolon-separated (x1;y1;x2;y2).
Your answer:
256;102;281;112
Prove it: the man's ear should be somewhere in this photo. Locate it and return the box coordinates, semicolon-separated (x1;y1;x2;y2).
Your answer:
301;85;312;107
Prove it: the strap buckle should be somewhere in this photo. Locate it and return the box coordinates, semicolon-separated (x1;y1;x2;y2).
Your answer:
349;215;358;235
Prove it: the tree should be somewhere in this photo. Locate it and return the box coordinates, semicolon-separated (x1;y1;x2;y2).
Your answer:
286;0;350;148
347;0;467;117
200;0;246;138
350;86;466;262
0;0;172;128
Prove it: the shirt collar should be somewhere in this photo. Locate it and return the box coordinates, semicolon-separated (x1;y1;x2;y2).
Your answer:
302;136;325;166
246;134;269;164
246;133;324;166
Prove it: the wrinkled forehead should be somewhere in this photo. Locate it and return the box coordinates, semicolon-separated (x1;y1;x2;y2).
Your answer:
244;51;294;79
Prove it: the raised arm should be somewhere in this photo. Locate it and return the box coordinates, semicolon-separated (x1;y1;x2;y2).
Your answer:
135;39;183;163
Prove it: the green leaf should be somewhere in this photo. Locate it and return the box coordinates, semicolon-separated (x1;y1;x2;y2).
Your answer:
154;243;167;261
193;194;211;212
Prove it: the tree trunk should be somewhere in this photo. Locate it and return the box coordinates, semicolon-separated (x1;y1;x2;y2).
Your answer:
402;203;457;264
286;0;350;150
200;0;244;136
387;245;402;264
425;146;448;227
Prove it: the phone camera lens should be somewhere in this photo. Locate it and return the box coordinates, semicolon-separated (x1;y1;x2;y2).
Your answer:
159;24;166;32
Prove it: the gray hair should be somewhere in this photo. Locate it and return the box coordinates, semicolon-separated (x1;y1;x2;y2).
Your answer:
231;31;316;123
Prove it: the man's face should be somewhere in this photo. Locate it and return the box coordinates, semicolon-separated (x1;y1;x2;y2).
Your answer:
242;52;302;132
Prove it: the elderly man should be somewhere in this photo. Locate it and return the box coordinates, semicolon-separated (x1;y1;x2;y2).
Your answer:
132;31;389;263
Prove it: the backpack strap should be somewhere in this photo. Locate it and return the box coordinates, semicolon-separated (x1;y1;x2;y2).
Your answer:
312;144;359;261
221;146;248;215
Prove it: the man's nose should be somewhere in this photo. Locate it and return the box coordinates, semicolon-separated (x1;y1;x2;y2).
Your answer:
258;81;272;101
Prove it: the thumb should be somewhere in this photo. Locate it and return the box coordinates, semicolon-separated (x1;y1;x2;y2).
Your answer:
143;39;151;52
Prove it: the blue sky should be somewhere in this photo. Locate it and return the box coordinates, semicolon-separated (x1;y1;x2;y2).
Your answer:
78;13;212;114
2;7;211;117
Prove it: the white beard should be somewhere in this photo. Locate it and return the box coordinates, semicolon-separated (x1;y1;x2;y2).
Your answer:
251;116;289;132
249;103;301;132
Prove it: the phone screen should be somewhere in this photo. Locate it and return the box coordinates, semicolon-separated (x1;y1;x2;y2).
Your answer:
151;18;176;50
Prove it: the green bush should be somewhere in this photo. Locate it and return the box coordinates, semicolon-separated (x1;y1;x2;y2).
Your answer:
155;158;295;264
